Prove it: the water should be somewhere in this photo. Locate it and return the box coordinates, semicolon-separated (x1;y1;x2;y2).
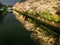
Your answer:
0;0;37;45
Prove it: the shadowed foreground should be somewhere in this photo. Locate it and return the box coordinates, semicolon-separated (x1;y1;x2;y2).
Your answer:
0;13;37;45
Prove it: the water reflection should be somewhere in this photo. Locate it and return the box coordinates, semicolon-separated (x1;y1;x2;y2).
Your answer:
0;0;37;45
0;13;37;45
0;14;4;24
0;3;8;25
0;0;26;25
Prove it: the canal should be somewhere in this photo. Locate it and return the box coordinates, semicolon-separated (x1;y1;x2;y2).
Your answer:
0;0;37;45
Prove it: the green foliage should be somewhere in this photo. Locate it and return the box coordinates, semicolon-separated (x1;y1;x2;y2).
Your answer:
40;12;52;20
26;9;60;22
52;17;60;22
40;12;60;22
0;4;8;15
26;9;36;15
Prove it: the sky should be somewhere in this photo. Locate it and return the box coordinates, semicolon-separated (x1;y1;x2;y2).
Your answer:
0;0;20;5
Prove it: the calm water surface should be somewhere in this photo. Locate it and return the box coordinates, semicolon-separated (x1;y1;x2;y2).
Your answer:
0;0;37;45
